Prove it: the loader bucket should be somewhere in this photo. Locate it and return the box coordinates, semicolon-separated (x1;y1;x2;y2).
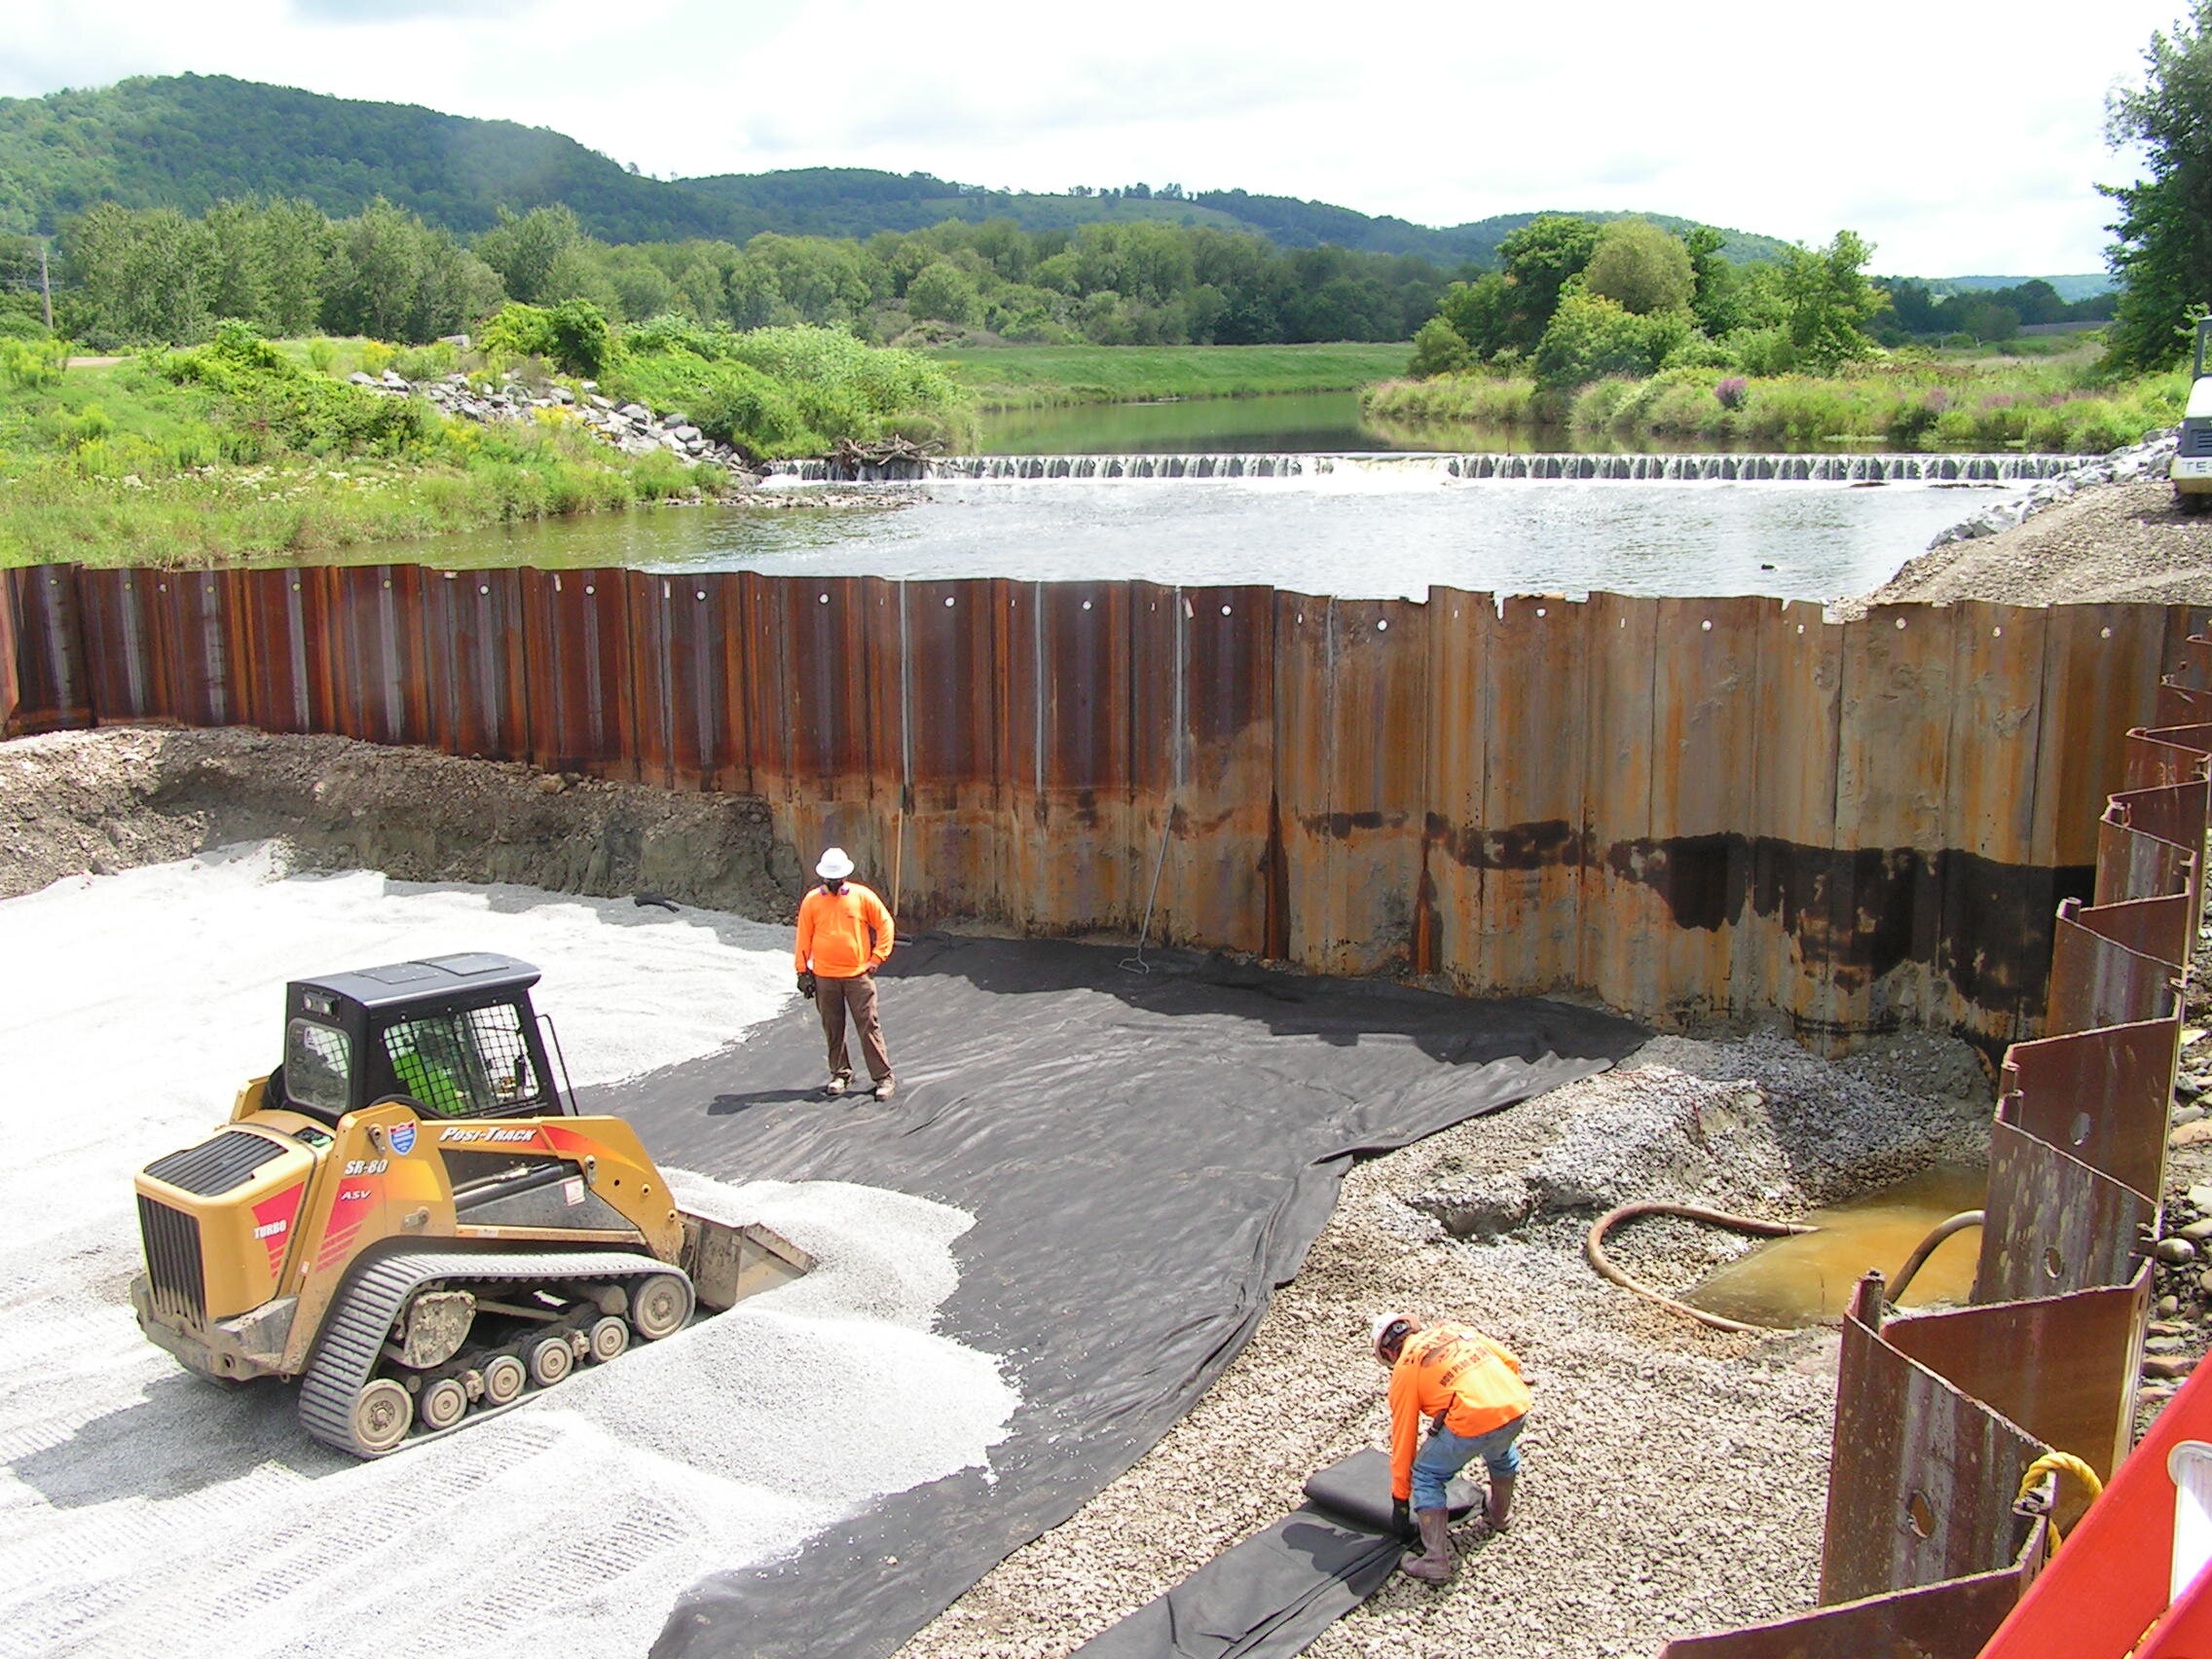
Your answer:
680;1213;814;1312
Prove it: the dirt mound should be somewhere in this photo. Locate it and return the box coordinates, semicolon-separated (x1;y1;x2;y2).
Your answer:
0;727;800;916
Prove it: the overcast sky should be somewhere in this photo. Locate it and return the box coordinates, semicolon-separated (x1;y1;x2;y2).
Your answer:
2;0;2194;277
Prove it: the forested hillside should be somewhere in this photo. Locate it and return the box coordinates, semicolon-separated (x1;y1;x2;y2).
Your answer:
0;74;1794;267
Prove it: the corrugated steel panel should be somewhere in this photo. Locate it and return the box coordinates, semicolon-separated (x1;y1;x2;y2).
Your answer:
1821;1276;2046;1604
1999;1016;2177;1200
1420;588;1497;988
747;572;883;894
0;566;90;734
520;568;636;780
1882;1276;2147;1483
1005;580;1137;938
2046;897;2182;1031
421;568;530;763
1749;599;1847;1047
1974;1120;2154;1302
1657;1569;2029;1659
1274;593;1427;974
1476;594;1587;992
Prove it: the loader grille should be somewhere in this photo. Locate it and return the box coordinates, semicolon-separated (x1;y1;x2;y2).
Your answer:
2186;422;2212;457
144;1130;287;1197
137;1195;205;1328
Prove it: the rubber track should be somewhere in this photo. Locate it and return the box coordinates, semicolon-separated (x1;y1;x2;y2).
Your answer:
297;1248;684;1456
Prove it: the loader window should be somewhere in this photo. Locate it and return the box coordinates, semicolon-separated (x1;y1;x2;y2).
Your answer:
284;1019;352;1115
379;1003;538;1120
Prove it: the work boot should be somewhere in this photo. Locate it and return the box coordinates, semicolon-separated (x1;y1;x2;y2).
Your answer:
1399;1508;1455;1583
824;1076;847;1097
1486;1475;1515;1532
872;1076;896;1102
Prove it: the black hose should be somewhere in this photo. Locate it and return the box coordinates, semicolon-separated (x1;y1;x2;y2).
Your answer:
1888;1210;1983;1306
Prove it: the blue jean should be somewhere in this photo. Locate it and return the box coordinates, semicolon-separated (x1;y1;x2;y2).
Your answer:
1411;1413;1526;1513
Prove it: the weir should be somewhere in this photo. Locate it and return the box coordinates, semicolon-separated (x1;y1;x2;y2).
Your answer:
0;564;2196;1058
758;450;2079;485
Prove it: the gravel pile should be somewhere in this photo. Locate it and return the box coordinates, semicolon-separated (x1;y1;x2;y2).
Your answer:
902;1023;1993;1659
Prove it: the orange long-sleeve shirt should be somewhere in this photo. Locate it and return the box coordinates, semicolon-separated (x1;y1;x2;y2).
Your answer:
795;882;896;978
1387;1323;1531;1500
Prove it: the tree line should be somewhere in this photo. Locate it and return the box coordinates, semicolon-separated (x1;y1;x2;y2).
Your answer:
5;197;1455;350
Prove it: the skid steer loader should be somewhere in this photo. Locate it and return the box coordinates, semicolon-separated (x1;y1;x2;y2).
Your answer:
131;952;810;1457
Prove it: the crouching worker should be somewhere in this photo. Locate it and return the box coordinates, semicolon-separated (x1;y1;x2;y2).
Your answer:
1372;1311;1530;1584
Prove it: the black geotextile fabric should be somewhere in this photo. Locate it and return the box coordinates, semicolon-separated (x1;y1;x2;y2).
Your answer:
594;936;1641;1659
1069;1451;1478;1659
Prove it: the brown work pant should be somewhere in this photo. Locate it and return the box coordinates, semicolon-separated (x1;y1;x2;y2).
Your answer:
817;972;892;1085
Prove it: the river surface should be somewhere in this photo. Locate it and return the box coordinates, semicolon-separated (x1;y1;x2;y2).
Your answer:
387;391;2052;603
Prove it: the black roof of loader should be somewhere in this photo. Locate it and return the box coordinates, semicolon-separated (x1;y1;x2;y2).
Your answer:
292;953;542;1014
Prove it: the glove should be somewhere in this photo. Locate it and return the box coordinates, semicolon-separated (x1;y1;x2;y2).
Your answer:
1390;1496;1416;1540
796;971;817;999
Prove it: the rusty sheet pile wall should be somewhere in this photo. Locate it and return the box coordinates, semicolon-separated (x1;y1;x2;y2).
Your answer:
1663;640;2212;1658
0;565;2196;1053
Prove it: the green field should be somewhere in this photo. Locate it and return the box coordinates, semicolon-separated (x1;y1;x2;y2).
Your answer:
929;343;1412;408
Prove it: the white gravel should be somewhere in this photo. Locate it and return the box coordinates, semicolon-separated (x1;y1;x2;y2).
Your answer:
0;845;1018;1659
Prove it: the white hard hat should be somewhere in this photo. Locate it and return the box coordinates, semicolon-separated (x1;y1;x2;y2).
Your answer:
1372;1312;1419;1364
816;846;856;880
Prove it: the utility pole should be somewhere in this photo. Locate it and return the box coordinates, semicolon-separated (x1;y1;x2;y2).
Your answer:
39;239;52;332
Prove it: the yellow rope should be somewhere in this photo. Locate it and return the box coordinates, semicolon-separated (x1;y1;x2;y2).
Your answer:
2018;1452;2106;1548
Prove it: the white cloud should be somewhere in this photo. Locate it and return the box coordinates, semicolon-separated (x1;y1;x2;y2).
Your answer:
0;0;2186;274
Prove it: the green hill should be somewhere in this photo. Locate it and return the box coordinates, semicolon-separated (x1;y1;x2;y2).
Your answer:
0;73;1894;275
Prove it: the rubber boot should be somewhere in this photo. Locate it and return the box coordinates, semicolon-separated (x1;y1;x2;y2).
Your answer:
1486;1475;1516;1532
1399;1508;1455;1583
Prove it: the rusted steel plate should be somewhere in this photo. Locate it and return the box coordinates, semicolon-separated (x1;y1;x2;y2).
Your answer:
1419;587;1495;984
222;570;313;735
1640;595;1766;1023
867;577;1007;925
409;569;527;763
309;565;440;749
1656;1567;2029;1659
517;568;638;780
2123;725;2212;790
742;572;882;890
1475;594;1588;992
1830;606;1956;1036
1004;581;1137;938
2071;892;2192;971
1936;603;2058;1051
2093;812;2195;913
1748;600;1846;1047
1274;593;1428;974
1574;590;1658;1014
1128;583;1274;956
2099;780;2209;925
1821;1275;2046;1604
2156;680;2212;726
1882;1274;2148;1485
2034;607;2176;872
0;566;91;734
68;569;161;724
2046;898;2183;1031
1974;1120;2154;1303
2001;1016;2178;1200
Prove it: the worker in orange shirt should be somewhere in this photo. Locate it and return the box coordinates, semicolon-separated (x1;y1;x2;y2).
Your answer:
794;846;898;1101
1372;1311;1530;1583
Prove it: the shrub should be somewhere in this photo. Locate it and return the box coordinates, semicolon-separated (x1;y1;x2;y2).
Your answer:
1714;376;1749;411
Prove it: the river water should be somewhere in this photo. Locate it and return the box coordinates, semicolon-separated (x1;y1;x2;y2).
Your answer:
400;391;2056;603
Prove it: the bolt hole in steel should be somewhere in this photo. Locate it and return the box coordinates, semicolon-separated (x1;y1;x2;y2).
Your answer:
419;1376;468;1431
527;1334;574;1387
1907;1491;1936;1538
589;1315;631;1363
2071;1110;2093;1148
2045;1246;2066;1280
629;1273;694;1342
352;1378;414;1455
481;1353;527;1406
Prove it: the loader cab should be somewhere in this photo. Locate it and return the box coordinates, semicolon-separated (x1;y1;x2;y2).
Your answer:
273;953;571;1125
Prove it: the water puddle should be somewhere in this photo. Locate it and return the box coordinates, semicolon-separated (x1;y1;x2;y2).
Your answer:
1684;1165;1987;1328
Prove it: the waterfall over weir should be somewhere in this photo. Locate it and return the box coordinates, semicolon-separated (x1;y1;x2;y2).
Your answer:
758;451;2076;486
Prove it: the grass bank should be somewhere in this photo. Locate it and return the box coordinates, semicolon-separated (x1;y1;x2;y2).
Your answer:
0;331;728;568
931;342;1410;409
1362;356;2189;453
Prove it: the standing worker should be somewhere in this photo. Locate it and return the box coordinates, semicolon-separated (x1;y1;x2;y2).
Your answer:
1372;1311;1530;1584
794;846;898;1101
